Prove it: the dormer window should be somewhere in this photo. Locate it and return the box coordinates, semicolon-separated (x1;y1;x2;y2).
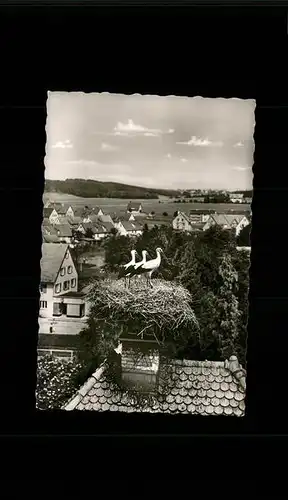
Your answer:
120;348;160;393
67;265;73;274
60;267;65;276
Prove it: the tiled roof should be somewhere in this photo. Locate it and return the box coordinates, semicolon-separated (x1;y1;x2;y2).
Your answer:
131;222;143;231
210;214;245;227
101;221;114;232
68;216;82;225
43;207;54;217
57;216;70;225
98;214;113;224
55;224;72;237
122;221;137;231
43;234;61;243
64;354;246;416
40;243;69;283
127;202;141;211
42;224;58;236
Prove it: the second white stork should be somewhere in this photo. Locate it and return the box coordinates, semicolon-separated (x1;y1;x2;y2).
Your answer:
129;247;164;288
118;249;138;287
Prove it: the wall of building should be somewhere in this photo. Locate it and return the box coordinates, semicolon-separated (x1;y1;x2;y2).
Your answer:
54;249;78;297
39;283;54;317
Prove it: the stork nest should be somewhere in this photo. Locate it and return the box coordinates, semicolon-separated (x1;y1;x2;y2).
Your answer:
87;278;199;345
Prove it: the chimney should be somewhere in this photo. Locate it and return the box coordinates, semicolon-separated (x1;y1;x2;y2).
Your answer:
119;343;160;392
226;355;246;391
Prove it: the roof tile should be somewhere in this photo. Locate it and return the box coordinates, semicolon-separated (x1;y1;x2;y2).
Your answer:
64;355;246;417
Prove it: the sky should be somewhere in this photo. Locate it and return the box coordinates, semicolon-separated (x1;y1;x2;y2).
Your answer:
45;92;255;191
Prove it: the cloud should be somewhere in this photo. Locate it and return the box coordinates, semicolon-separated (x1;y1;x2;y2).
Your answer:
100;142;118;152
232;166;249;171
51;139;73;149
233;141;244;147
176;136;223;147
180;158;188;163
113;119;174;137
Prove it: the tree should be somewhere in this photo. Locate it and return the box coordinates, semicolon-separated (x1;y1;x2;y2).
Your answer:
151;211;155;215
103;234;134;272
162;212;168;216
173;210;178;217
237;223;251;247
85;228;94;239
36;355;84;410
110;227;118;236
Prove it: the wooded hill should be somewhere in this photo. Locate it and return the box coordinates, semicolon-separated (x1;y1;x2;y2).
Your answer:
44;179;179;199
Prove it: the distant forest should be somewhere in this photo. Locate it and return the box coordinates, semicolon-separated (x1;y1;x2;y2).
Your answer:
44;179;179;199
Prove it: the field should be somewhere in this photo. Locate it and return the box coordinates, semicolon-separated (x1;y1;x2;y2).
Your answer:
44;192;251;216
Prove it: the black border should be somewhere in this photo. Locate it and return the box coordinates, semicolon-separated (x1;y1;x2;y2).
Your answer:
1;1;288;472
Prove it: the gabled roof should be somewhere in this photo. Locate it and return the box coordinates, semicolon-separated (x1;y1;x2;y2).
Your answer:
208;214;245;228
42;224;58;236
100;221;114;232
40;243;69;283
122;220;136;231
55;224;72;237
127;201;142;211
64;354;246;416
43;234;61;244
131;221;143;231
68;216;82;225
98;214;113;223
57;216;70;225
43;207;55;218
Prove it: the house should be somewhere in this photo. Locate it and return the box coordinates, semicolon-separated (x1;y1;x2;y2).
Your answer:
39;244;91;334
55;216;71;226
229;192;244;204
63;343;246;416
243;197;252;204
42;223;58;236
120;220;143;237
43;234;61;244
77;222;108;241
191;196;205;203
80;206;104;222
52;204;75;218
68;216;83;227
172;211;205;232
203;214;249;236
98;213;114;225
43;207;60;224
54;224;73;244
127;201;142;215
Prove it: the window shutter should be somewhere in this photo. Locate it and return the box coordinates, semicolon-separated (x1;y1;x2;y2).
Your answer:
67;303;81;317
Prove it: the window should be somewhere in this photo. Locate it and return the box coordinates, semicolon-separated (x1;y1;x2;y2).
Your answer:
60;267;66;276
67;265;73;274
71;278;76;288
63;280;70;291
40;283;47;293
65;252;69;259
40;300;47;309
55;283;61;294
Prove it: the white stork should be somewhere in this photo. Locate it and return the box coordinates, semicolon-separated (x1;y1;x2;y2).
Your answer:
118;249;138;287
129;247;164;288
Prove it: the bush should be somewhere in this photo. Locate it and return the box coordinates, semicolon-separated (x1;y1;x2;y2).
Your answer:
162;212;168;216
36;355;82;410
